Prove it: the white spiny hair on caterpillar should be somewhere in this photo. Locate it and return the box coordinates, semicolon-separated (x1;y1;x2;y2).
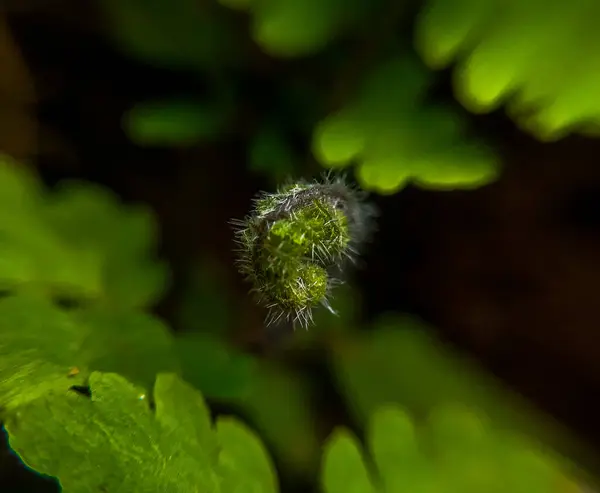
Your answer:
230;171;376;330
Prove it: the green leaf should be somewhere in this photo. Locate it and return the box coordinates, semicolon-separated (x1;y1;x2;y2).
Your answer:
233;362;321;478
0;295;178;412
312;106;365;166
0;161;167;307
5;372;278;493
321;405;578;493
175;332;257;400
124;99;231;147
77;308;179;391
100;0;240;70
329;316;590;481
416;0;600;140
215;417;279;493
0;295;87;412
0;157;105;298
367;406;420;477
42;180;169;308
153;373;218;462
249;0;351;57
312;56;500;194
321;430;376;493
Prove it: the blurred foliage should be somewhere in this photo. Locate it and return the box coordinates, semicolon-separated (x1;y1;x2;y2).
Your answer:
0;154;168;308
124;98;233;147
99;0;503;193
5;372;278;493
100;0;242;71
175;332;257;400
176;258;234;335
232;361;322;478
312;55;499;194
0;293;177;412
218;0;381;58
415;0;600;141
322;405;583;493
0;157;260;407
98;0;600;187
328;315;592;466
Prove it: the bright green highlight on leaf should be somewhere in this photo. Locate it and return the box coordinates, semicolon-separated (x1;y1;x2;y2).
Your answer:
415;0;600;141
124;99;231;147
322;404;579;493
312;57;499;194
0;295;178;412
5;372;278;493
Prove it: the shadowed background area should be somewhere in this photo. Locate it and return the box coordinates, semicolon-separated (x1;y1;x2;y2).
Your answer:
1;1;600;492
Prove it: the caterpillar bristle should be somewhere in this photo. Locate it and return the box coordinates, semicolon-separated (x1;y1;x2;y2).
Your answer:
230;172;376;330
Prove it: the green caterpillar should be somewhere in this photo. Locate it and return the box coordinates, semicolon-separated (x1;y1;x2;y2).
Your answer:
231;174;376;328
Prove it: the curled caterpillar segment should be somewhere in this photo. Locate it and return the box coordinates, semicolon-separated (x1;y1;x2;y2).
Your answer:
231;174;376;329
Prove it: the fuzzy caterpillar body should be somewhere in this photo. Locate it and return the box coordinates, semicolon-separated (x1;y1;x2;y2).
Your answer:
232;174;376;329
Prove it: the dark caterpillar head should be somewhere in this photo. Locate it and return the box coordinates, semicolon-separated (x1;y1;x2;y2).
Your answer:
231;173;376;328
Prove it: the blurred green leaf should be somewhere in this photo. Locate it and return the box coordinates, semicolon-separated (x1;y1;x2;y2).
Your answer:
176;259;233;335
321;430;376;493
101;0;240;70
0;156;105;298
249;123;297;181
415;0;600;141
321;404;578;493
247;0;369;58
367;406;421;480
0;158;167;307
234;362;321;478
312;56;499;194
215;417;279;493
5;372;279;492
175;332;257;400
329;315;589;475
0;295;177;412
124;99;231;147
41;180;169;309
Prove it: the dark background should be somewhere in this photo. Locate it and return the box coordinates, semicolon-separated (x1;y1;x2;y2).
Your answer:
2;1;600;491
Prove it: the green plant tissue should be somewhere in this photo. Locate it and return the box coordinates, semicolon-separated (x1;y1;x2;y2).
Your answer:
0;155;168;308
0;295;178;412
5;372;279;493
321;405;579;493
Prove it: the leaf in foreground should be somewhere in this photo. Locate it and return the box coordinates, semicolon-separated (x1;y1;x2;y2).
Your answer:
0;295;178;412
5;372;278;493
